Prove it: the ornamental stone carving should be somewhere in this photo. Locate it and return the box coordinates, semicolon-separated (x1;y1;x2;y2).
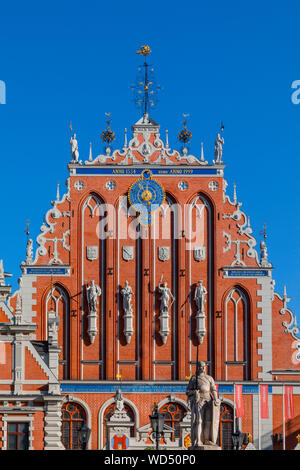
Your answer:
186;361;221;449
158;276;174;344
120;280;134;344
86;280;101;344
194;280;207;344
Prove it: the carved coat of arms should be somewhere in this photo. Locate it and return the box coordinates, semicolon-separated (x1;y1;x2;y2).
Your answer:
122;246;134;261
193;247;206;262
86;246;99;261
158;246;170;262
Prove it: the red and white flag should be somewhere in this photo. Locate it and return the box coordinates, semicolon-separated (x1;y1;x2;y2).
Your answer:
284;386;294;420
234;384;244;418
260;385;269;419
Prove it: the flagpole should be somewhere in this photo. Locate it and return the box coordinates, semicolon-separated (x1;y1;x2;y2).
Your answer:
283;385;285;450
233;383;236;433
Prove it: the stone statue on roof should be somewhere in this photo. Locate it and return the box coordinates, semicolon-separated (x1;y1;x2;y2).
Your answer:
214;133;224;163
70;133;79;162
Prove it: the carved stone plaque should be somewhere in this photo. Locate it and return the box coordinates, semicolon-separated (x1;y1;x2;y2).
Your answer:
122;246;134;261
193;246;206;262
158;246;170;262
86;246;98;261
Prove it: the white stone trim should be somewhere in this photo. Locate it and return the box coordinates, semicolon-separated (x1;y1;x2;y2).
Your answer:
257;278;273;380
98;396;140;450
1;414;34;450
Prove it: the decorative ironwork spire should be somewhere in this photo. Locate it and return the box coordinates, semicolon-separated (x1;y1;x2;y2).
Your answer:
100;112;116;147
131;45;161;117
259;222;267;239
177;114;192;147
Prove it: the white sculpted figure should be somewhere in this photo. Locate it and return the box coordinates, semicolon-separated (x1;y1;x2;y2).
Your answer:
120;280;133;314
214;133;224;163
186;361;221;448
26;238;33;264
70;133;79;162
158;278;174;314
194;280;207;313
86;280;101;313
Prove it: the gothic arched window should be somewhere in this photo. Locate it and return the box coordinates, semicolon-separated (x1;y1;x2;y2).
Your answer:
218;403;234;450
159;402;187;441
61;402;86;450
103;402;135;449
45;284;70;379
224;288;250;380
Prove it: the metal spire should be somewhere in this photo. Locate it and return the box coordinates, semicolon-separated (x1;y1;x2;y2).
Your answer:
131;45;161;117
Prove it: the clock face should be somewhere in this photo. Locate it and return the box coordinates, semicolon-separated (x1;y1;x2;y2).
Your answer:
128;170;165;225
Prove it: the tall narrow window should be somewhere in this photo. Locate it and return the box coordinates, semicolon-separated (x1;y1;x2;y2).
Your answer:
159;402;187;442
61;402;86;450
224;288;250;380
218;403;234;450
46;285;70;379
7;422;29;450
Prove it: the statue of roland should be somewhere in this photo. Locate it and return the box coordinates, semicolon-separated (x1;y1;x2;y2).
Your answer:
186;361;221;448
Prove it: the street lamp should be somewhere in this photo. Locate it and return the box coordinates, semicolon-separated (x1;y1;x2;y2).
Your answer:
78;423;91;450
149;405;165;450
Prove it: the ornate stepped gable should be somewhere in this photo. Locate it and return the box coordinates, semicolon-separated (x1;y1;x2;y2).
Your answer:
13;112;298;353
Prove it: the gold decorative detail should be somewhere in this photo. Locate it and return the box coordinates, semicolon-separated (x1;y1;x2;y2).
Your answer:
136;45;151;56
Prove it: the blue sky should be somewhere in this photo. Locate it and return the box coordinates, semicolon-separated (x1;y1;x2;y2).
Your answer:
0;0;299;321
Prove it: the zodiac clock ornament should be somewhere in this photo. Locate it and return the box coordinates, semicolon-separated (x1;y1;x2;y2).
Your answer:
128;169;165;225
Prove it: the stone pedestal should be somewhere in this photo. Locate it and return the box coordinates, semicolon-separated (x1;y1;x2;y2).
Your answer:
189;445;221;451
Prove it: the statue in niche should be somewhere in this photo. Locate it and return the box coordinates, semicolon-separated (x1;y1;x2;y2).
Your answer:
158;276;174;314
186;361;221;448
70;133;79;162
120;280;133;315
194;280;207;313
86;280;101;313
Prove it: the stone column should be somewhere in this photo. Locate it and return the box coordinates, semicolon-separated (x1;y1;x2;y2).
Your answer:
43;396;65;450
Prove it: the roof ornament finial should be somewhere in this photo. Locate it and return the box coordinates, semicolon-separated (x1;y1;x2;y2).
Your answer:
89;142;93;162
259;223;271;267
131;45;161;119
123;128;128;151
177;114;192;154
259;222;267;240
0;260;5;287
25;219;30;239
165;129;169;149
200;142;205;162
100;113;116;155
233;183;237;204
14;291;23;325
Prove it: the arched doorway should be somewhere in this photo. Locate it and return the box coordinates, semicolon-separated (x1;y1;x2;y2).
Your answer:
61;402;86;450
103;402;135;449
218;402;234;450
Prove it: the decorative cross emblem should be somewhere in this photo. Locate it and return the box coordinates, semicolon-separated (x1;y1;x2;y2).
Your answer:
208;181;219;191
105;180;116;191
178;181;188;191
74;180;84;191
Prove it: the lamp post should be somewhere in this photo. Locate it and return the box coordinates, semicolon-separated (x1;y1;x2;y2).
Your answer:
78;423;91;450
149;405;165;450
